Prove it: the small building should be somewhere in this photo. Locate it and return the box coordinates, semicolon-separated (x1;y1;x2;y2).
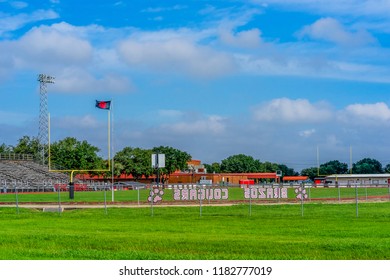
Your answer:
324;174;390;186
169;172;280;185
186;159;206;173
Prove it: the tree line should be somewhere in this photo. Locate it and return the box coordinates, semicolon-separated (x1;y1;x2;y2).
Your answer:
1;136;390;181
0;136;192;182
301;159;390;180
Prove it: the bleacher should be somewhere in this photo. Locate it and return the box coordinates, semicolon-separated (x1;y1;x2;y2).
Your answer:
0;154;69;192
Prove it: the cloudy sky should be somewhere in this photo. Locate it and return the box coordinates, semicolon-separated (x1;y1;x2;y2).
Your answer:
2;0;390;171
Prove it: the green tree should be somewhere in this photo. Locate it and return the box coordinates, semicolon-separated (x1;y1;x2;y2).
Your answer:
220;154;262;173
152;146;192;183
352;158;383;174
384;163;390;173
300;167;319;181
278;164;298;176
204;162;221;173
301;160;348;180
0;143;12;154
50;137;104;171
260;161;280;173
13;136;40;156
112;161;124;177
114;147;153;180
319;160;349;175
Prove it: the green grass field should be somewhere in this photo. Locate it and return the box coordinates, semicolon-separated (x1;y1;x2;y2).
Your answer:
0;202;389;260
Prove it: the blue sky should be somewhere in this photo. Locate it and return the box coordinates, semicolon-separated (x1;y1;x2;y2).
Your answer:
2;0;390;171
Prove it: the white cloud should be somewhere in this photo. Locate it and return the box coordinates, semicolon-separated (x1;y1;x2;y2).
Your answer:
93;48;123;70
141;5;187;13
161;115;227;135
150;16;163;22
299;129;316;137
1;21;116;71
114;1;124;7
238;51;390;83
13;22;93;69
117;37;236;78
253;98;332;123
2;6;387;87
344;102;390;122
158;110;184;118
255;0;390;18
298;17;376;46
325;134;341;146
219;28;262;49
10;1;28;9
0;22;134;94
53;68;133;94
0;9;58;35
55;115;99;129
237;55;312;77
0;110;32;125
251;100;390;128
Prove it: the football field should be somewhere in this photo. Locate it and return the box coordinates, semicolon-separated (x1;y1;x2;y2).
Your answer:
0;201;389;260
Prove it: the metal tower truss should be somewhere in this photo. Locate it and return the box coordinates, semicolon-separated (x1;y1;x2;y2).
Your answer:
37;74;55;165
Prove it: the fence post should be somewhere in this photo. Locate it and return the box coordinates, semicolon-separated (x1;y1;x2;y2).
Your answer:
337;182;341;202
14;183;19;214
365;181;368;201
388;182;390;201
355;182;359;218
249;184;252;217
199;185;203;217
150;186;154;217
301;183;304;217
137;186;140;206
57;182;62;216
104;183;108;215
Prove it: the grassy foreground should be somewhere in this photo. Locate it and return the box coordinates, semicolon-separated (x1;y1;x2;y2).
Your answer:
0;202;389;260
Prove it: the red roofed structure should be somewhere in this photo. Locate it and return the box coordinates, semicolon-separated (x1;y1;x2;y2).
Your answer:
282;176;309;182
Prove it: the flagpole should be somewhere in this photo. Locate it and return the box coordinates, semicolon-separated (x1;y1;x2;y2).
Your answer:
107;108;110;171
95;100;113;201
111;100;114;202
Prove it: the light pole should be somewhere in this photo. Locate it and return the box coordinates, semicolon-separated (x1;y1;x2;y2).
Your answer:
37;74;55;165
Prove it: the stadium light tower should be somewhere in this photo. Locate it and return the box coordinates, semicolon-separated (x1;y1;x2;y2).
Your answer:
37;74;55;165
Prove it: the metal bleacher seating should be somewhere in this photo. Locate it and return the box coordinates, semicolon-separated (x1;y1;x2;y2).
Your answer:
0;154;69;192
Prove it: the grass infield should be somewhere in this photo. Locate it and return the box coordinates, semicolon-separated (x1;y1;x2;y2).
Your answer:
0;202;389;260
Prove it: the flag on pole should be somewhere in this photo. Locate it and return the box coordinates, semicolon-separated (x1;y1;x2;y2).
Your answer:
95;100;111;110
